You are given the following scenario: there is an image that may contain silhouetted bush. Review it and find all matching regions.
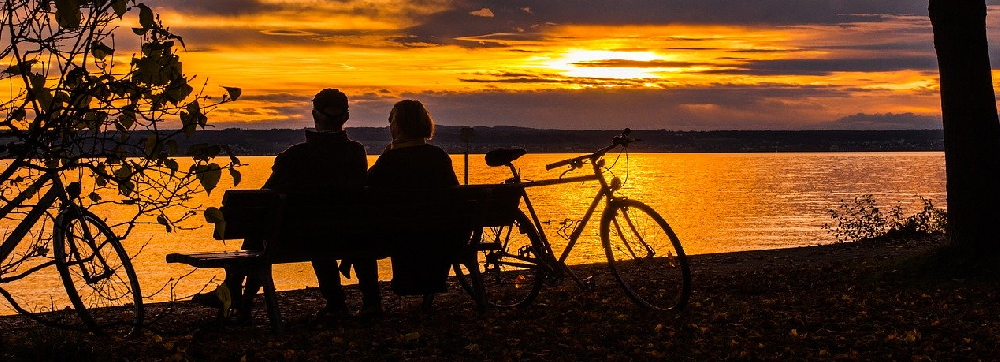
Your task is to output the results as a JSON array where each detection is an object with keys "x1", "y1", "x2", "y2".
[{"x1": 823, "y1": 195, "x2": 947, "y2": 243}]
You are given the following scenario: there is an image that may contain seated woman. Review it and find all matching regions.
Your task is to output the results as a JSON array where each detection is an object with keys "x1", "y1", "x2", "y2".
[{"x1": 367, "y1": 99, "x2": 463, "y2": 302}]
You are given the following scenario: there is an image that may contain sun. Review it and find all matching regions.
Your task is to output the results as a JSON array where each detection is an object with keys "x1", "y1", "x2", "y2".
[{"x1": 546, "y1": 49, "x2": 663, "y2": 79}]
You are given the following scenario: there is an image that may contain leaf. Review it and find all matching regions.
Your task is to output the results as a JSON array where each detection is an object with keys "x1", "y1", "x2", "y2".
[
  {"x1": 137, "y1": 3, "x2": 155, "y2": 29},
  {"x1": 229, "y1": 167, "x2": 242, "y2": 187},
  {"x1": 402, "y1": 332, "x2": 421, "y2": 342},
  {"x1": 156, "y1": 214, "x2": 173, "y2": 233},
  {"x1": 163, "y1": 159, "x2": 179, "y2": 173},
  {"x1": 2, "y1": 60, "x2": 37, "y2": 75},
  {"x1": 143, "y1": 135, "x2": 158, "y2": 156},
  {"x1": 88, "y1": 192, "x2": 102, "y2": 202},
  {"x1": 116, "y1": 111, "x2": 135, "y2": 129},
  {"x1": 114, "y1": 163, "x2": 133, "y2": 181},
  {"x1": 91, "y1": 42, "x2": 115, "y2": 60},
  {"x1": 186, "y1": 100, "x2": 202, "y2": 115},
  {"x1": 221, "y1": 145, "x2": 242, "y2": 165},
  {"x1": 193, "y1": 163, "x2": 223, "y2": 193},
  {"x1": 28, "y1": 73, "x2": 46, "y2": 91},
  {"x1": 9, "y1": 108, "x2": 26, "y2": 121},
  {"x1": 111, "y1": 0, "x2": 127, "y2": 17},
  {"x1": 182, "y1": 122, "x2": 196, "y2": 138},
  {"x1": 204, "y1": 207, "x2": 224, "y2": 223},
  {"x1": 223, "y1": 86, "x2": 242, "y2": 101},
  {"x1": 118, "y1": 179, "x2": 135, "y2": 196},
  {"x1": 35, "y1": 89, "x2": 54, "y2": 110},
  {"x1": 54, "y1": 0, "x2": 83, "y2": 29}
]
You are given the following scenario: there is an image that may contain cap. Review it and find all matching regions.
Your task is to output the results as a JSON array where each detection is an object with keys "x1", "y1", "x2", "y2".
[{"x1": 312, "y1": 89, "x2": 348, "y2": 117}]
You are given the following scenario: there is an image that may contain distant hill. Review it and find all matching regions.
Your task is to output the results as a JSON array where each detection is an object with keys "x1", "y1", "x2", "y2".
[
  {"x1": 177, "y1": 127, "x2": 944, "y2": 155},
  {"x1": 0, "y1": 127, "x2": 944, "y2": 159}
]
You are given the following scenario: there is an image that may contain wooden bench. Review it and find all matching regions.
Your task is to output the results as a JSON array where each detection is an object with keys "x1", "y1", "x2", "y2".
[{"x1": 166, "y1": 185, "x2": 521, "y2": 332}]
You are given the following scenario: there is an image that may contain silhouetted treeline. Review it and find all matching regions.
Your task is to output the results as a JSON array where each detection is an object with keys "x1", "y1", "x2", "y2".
[
  {"x1": 0, "y1": 127, "x2": 945, "y2": 158},
  {"x1": 173, "y1": 127, "x2": 943, "y2": 155}
]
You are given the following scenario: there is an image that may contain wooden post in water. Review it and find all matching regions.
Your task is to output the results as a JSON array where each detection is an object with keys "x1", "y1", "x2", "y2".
[{"x1": 460, "y1": 127, "x2": 475, "y2": 185}]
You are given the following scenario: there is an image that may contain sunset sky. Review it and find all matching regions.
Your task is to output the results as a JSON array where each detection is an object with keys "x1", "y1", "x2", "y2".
[{"x1": 144, "y1": 0, "x2": 1000, "y2": 130}]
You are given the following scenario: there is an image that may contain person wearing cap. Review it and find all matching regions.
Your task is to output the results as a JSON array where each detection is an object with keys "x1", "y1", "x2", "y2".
[{"x1": 195, "y1": 89, "x2": 380, "y2": 321}]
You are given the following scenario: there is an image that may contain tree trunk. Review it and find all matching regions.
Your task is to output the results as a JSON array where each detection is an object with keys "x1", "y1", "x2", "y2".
[{"x1": 929, "y1": 0, "x2": 1000, "y2": 254}]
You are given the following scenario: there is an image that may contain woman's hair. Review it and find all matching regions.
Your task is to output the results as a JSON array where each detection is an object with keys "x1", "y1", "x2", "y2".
[{"x1": 390, "y1": 99, "x2": 434, "y2": 140}]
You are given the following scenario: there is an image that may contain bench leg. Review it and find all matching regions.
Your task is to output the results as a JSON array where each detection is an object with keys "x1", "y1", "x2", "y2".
[
  {"x1": 240, "y1": 264, "x2": 282, "y2": 332},
  {"x1": 461, "y1": 254, "x2": 489, "y2": 311},
  {"x1": 260, "y1": 264, "x2": 283, "y2": 333}
]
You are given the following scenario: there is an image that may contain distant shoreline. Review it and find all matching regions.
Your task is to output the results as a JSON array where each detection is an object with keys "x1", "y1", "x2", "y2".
[
  {"x1": 177, "y1": 127, "x2": 945, "y2": 156},
  {"x1": 0, "y1": 128, "x2": 945, "y2": 158}
]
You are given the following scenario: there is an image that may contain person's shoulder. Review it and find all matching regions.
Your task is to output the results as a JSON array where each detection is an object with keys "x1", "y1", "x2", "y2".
[
  {"x1": 274, "y1": 141, "x2": 310, "y2": 158},
  {"x1": 347, "y1": 139, "x2": 366, "y2": 152},
  {"x1": 418, "y1": 143, "x2": 448, "y2": 154}
]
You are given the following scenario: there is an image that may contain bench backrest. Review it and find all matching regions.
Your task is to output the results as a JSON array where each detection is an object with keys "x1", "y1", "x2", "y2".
[{"x1": 213, "y1": 185, "x2": 522, "y2": 262}]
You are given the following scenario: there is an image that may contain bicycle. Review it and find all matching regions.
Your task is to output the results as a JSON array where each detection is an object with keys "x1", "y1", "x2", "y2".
[
  {"x1": 453, "y1": 129, "x2": 691, "y2": 311},
  {"x1": 0, "y1": 160, "x2": 143, "y2": 336}
]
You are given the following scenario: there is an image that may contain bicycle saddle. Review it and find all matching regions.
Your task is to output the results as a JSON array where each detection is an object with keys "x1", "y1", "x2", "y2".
[{"x1": 485, "y1": 148, "x2": 527, "y2": 167}]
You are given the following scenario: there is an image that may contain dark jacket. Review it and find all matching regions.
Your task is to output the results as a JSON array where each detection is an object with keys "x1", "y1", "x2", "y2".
[
  {"x1": 367, "y1": 144, "x2": 458, "y2": 188},
  {"x1": 263, "y1": 130, "x2": 367, "y2": 192},
  {"x1": 367, "y1": 143, "x2": 463, "y2": 295},
  {"x1": 255, "y1": 130, "x2": 368, "y2": 255}
]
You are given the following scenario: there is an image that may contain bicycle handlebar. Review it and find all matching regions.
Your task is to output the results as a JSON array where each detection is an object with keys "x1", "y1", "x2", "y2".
[{"x1": 544, "y1": 128, "x2": 641, "y2": 170}]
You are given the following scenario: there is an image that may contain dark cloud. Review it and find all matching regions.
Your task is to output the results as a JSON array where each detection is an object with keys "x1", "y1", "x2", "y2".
[
  {"x1": 571, "y1": 59, "x2": 701, "y2": 68},
  {"x1": 377, "y1": 87, "x2": 856, "y2": 130},
  {"x1": 167, "y1": 27, "x2": 400, "y2": 50},
  {"x1": 260, "y1": 29, "x2": 319, "y2": 37},
  {"x1": 458, "y1": 71, "x2": 671, "y2": 87},
  {"x1": 701, "y1": 57, "x2": 939, "y2": 76},
  {"x1": 459, "y1": 70, "x2": 580, "y2": 84},
  {"x1": 820, "y1": 112, "x2": 942, "y2": 130},
  {"x1": 821, "y1": 40, "x2": 932, "y2": 53},
  {"x1": 153, "y1": 0, "x2": 276, "y2": 16},
  {"x1": 210, "y1": 87, "x2": 936, "y2": 131},
  {"x1": 455, "y1": 32, "x2": 550, "y2": 42},
  {"x1": 401, "y1": 0, "x2": 929, "y2": 47}
]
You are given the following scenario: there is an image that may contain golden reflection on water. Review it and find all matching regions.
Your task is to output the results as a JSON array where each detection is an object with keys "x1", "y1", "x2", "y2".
[{"x1": 1, "y1": 152, "x2": 946, "y2": 314}]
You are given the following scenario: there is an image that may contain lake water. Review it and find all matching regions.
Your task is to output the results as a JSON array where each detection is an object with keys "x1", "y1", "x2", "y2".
[{"x1": 0, "y1": 152, "x2": 946, "y2": 315}]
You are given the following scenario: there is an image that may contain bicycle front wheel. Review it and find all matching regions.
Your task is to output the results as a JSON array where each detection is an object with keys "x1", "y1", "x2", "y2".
[
  {"x1": 53, "y1": 209, "x2": 143, "y2": 335},
  {"x1": 453, "y1": 210, "x2": 544, "y2": 308},
  {"x1": 600, "y1": 199, "x2": 690, "y2": 311}
]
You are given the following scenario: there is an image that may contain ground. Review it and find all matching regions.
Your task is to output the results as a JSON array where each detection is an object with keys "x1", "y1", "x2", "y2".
[{"x1": 2, "y1": 235, "x2": 999, "y2": 361}]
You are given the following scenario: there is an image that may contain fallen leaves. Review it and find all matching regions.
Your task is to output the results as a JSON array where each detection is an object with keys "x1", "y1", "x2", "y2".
[{"x1": 4, "y1": 236, "x2": 1000, "y2": 361}]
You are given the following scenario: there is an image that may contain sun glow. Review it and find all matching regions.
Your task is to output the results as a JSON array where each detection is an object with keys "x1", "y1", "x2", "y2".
[{"x1": 546, "y1": 50, "x2": 665, "y2": 80}]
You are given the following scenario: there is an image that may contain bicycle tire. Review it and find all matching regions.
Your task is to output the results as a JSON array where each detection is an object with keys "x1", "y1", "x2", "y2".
[
  {"x1": 453, "y1": 210, "x2": 545, "y2": 308},
  {"x1": 53, "y1": 209, "x2": 143, "y2": 335},
  {"x1": 600, "y1": 199, "x2": 690, "y2": 311}
]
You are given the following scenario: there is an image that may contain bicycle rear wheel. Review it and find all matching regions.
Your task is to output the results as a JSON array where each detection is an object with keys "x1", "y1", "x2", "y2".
[
  {"x1": 453, "y1": 210, "x2": 544, "y2": 308},
  {"x1": 600, "y1": 199, "x2": 690, "y2": 311},
  {"x1": 53, "y1": 209, "x2": 143, "y2": 335}
]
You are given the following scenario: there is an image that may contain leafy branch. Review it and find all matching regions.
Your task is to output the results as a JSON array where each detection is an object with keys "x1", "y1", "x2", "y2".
[{"x1": 1, "y1": 0, "x2": 241, "y2": 290}]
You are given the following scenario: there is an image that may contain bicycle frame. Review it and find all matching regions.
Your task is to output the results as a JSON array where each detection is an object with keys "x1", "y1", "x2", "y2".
[
  {"x1": 0, "y1": 168, "x2": 85, "y2": 282},
  {"x1": 509, "y1": 147, "x2": 628, "y2": 287}
]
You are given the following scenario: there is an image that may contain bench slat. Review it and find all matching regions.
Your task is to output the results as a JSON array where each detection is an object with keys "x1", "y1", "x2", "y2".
[{"x1": 166, "y1": 251, "x2": 263, "y2": 268}]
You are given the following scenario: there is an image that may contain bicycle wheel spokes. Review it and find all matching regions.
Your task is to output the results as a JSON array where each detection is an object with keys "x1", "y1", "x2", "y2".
[
  {"x1": 453, "y1": 210, "x2": 544, "y2": 308},
  {"x1": 54, "y1": 210, "x2": 143, "y2": 335},
  {"x1": 601, "y1": 200, "x2": 690, "y2": 311}
]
